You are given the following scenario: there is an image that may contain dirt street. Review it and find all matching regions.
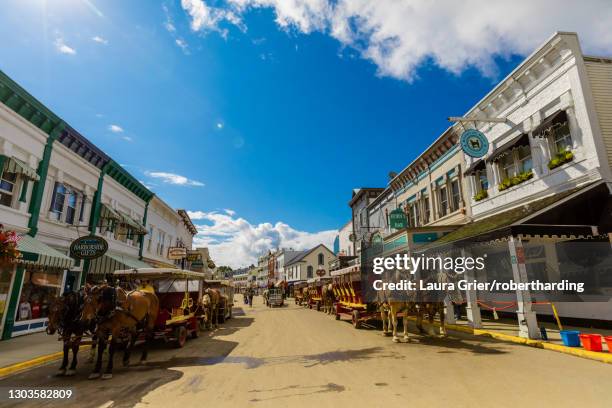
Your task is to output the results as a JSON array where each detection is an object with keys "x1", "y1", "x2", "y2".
[{"x1": 1, "y1": 297, "x2": 611, "y2": 408}]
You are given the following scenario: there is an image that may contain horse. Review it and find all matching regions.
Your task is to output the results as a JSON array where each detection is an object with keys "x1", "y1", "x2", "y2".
[
  {"x1": 81, "y1": 284, "x2": 159, "y2": 379},
  {"x1": 46, "y1": 290, "x2": 97, "y2": 376},
  {"x1": 201, "y1": 288, "x2": 221, "y2": 329},
  {"x1": 378, "y1": 301, "x2": 392, "y2": 336},
  {"x1": 321, "y1": 283, "x2": 335, "y2": 315}
]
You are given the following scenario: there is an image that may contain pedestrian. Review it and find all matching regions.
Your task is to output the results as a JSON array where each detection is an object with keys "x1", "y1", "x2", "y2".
[{"x1": 248, "y1": 288, "x2": 254, "y2": 308}]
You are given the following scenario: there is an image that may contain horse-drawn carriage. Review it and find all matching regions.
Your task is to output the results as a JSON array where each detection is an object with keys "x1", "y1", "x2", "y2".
[
  {"x1": 292, "y1": 281, "x2": 308, "y2": 305},
  {"x1": 113, "y1": 268, "x2": 207, "y2": 348},
  {"x1": 331, "y1": 264, "x2": 379, "y2": 328},
  {"x1": 306, "y1": 277, "x2": 331, "y2": 311},
  {"x1": 202, "y1": 280, "x2": 234, "y2": 323}
]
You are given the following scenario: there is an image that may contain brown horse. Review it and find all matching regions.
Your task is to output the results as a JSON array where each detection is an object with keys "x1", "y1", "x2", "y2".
[
  {"x1": 82, "y1": 284, "x2": 159, "y2": 379},
  {"x1": 201, "y1": 288, "x2": 221, "y2": 329},
  {"x1": 47, "y1": 290, "x2": 97, "y2": 376},
  {"x1": 321, "y1": 284, "x2": 335, "y2": 315}
]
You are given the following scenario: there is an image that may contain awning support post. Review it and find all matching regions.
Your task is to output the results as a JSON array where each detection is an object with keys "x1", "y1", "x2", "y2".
[
  {"x1": 461, "y1": 248, "x2": 482, "y2": 328},
  {"x1": 508, "y1": 236, "x2": 541, "y2": 339}
]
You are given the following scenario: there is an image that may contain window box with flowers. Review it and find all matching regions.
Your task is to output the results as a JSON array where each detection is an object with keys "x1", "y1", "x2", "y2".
[
  {"x1": 473, "y1": 190, "x2": 488, "y2": 201},
  {"x1": 547, "y1": 150, "x2": 574, "y2": 170},
  {"x1": 498, "y1": 170, "x2": 534, "y2": 191},
  {"x1": 0, "y1": 224, "x2": 21, "y2": 268}
]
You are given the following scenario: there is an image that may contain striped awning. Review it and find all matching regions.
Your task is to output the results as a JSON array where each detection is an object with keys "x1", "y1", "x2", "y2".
[
  {"x1": 119, "y1": 212, "x2": 147, "y2": 234},
  {"x1": 88, "y1": 252, "x2": 152, "y2": 275},
  {"x1": 17, "y1": 235, "x2": 74, "y2": 270},
  {"x1": 3, "y1": 157, "x2": 39, "y2": 181},
  {"x1": 100, "y1": 203, "x2": 121, "y2": 221}
]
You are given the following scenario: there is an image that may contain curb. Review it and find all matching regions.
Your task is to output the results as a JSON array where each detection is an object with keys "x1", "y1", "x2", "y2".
[
  {"x1": 0, "y1": 345, "x2": 92, "y2": 379},
  {"x1": 404, "y1": 316, "x2": 612, "y2": 364}
]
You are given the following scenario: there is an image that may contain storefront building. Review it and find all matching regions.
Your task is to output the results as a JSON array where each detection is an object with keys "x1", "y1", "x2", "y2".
[{"x1": 0, "y1": 69, "x2": 198, "y2": 339}]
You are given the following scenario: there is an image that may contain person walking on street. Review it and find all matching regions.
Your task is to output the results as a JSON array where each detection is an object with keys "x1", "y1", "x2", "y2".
[{"x1": 248, "y1": 288, "x2": 254, "y2": 308}]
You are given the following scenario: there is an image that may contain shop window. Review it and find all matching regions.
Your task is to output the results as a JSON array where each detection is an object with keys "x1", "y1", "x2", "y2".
[
  {"x1": 0, "y1": 171, "x2": 17, "y2": 207},
  {"x1": 475, "y1": 169, "x2": 488, "y2": 192},
  {"x1": 551, "y1": 121, "x2": 572, "y2": 153},
  {"x1": 17, "y1": 269, "x2": 63, "y2": 322},
  {"x1": 307, "y1": 265, "x2": 313, "y2": 279},
  {"x1": 146, "y1": 226, "x2": 153, "y2": 252},
  {"x1": 496, "y1": 145, "x2": 534, "y2": 191},
  {"x1": 498, "y1": 153, "x2": 517, "y2": 179},
  {"x1": 408, "y1": 201, "x2": 420, "y2": 227},
  {"x1": 517, "y1": 145, "x2": 532, "y2": 173}
]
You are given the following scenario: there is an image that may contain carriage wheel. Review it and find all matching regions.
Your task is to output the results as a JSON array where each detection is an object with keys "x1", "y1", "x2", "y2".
[
  {"x1": 174, "y1": 326, "x2": 188, "y2": 348},
  {"x1": 352, "y1": 310, "x2": 361, "y2": 329}
]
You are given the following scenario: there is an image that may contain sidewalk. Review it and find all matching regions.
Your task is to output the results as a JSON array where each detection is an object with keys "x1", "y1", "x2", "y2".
[{"x1": 0, "y1": 332, "x2": 91, "y2": 377}]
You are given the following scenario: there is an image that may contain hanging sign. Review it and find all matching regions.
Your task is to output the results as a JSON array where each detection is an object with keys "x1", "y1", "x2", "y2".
[
  {"x1": 186, "y1": 250, "x2": 202, "y2": 262},
  {"x1": 70, "y1": 235, "x2": 108, "y2": 260},
  {"x1": 388, "y1": 208, "x2": 408, "y2": 229},
  {"x1": 316, "y1": 269, "x2": 326, "y2": 277},
  {"x1": 168, "y1": 247, "x2": 187, "y2": 260},
  {"x1": 460, "y1": 129, "x2": 489, "y2": 158}
]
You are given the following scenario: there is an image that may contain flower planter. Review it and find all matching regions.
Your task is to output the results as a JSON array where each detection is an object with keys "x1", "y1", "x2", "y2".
[{"x1": 548, "y1": 151, "x2": 574, "y2": 170}]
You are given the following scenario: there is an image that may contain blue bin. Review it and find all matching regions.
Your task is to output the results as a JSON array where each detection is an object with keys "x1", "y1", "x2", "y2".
[{"x1": 560, "y1": 330, "x2": 581, "y2": 347}]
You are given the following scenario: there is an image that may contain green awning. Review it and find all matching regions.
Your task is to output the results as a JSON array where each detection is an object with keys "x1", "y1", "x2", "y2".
[
  {"x1": 100, "y1": 203, "x2": 121, "y2": 221},
  {"x1": 119, "y1": 211, "x2": 147, "y2": 234},
  {"x1": 3, "y1": 157, "x2": 39, "y2": 181},
  {"x1": 17, "y1": 235, "x2": 74, "y2": 269},
  {"x1": 88, "y1": 252, "x2": 151, "y2": 275}
]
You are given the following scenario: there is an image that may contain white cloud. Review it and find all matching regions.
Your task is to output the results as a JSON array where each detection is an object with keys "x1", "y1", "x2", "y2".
[
  {"x1": 92, "y1": 36, "x2": 108, "y2": 45},
  {"x1": 108, "y1": 124, "x2": 124, "y2": 133},
  {"x1": 145, "y1": 171, "x2": 205, "y2": 187},
  {"x1": 187, "y1": 209, "x2": 336, "y2": 268},
  {"x1": 54, "y1": 38, "x2": 76, "y2": 55},
  {"x1": 175, "y1": 38, "x2": 190, "y2": 53},
  {"x1": 180, "y1": 0, "x2": 612, "y2": 81},
  {"x1": 121, "y1": 135, "x2": 133, "y2": 142}
]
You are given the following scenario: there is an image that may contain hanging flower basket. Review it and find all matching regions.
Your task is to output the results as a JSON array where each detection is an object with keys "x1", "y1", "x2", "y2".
[{"x1": 0, "y1": 224, "x2": 21, "y2": 268}]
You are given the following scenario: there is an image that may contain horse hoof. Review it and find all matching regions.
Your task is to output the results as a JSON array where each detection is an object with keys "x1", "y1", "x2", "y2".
[
  {"x1": 65, "y1": 369, "x2": 76, "y2": 377},
  {"x1": 56, "y1": 369, "x2": 66, "y2": 376},
  {"x1": 102, "y1": 373, "x2": 113, "y2": 380},
  {"x1": 88, "y1": 373, "x2": 101, "y2": 380},
  {"x1": 392, "y1": 337, "x2": 400, "y2": 343},
  {"x1": 403, "y1": 335, "x2": 410, "y2": 341}
]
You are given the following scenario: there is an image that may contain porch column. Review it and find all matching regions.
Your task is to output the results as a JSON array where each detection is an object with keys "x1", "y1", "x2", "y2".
[
  {"x1": 508, "y1": 236, "x2": 541, "y2": 339},
  {"x1": 461, "y1": 248, "x2": 482, "y2": 328}
]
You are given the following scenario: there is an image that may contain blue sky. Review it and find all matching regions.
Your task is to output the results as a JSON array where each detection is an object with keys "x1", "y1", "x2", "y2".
[{"x1": 1, "y1": 1, "x2": 610, "y2": 267}]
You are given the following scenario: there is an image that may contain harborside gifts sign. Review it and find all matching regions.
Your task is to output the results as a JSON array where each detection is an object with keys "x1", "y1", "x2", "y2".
[{"x1": 70, "y1": 235, "x2": 108, "y2": 260}]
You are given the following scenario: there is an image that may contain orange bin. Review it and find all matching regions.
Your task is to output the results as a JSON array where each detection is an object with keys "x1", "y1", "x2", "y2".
[
  {"x1": 604, "y1": 336, "x2": 612, "y2": 353},
  {"x1": 579, "y1": 334, "x2": 602, "y2": 352}
]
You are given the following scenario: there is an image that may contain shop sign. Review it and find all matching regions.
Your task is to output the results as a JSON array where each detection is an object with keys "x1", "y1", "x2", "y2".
[
  {"x1": 191, "y1": 260, "x2": 204, "y2": 271},
  {"x1": 389, "y1": 208, "x2": 408, "y2": 229},
  {"x1": 69, "y1": 235, "x2": 108, "y2": 260},
  {"x1": 186, "y1": 250, "x2": 201, "y2": 262},
  {"x1": 168, "y1": 247, "x2": 187, "y2": 260},
  {"x1": 316, "y1": 269, "x2": 326, "y2": 277},
  {"x1": 460, "y1": 129, "x2": 489, "y2": 158}
]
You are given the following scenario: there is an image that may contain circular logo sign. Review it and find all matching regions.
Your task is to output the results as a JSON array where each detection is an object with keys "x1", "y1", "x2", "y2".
[
  {"x1": 460, "y1": 129, "x2": 489, "y2": 158},
  {"x1": 70, "y1": 235, "x2": 108, "y2": 260}
]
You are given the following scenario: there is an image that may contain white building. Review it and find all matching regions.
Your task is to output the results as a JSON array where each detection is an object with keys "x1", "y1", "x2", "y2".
[{"x1": 285, "y1": 244, "x2": 337, "y2": 282}]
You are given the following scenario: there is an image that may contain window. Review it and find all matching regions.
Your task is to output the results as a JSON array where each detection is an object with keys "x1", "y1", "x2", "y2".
[
  {"x1": 147, "y1": 226, "x2": 153, "y2": 251},
  {"x1": 475, "y1": 169, "x2": 488, "y2": 192},
  {"x1": 498, "y1": 153, "x2": 517, "y2": 179},
  {"x1": 517, "y1": 145, "x2": 532, "y2": 173},
  {"x1": 49, "y1": 183, "x2": 84, "y2": 224},
  {"x1": 551, "y1": 122, "x2": 572, "y2": 153},
  {"x1": 307, "y1": 265, "x2": 314, "y2": 279},
  {"x1": 450, "y1": 179, "x2": 461, "y2": 210},
  {"x1": 407, "y1": 202, "x2": 419, "y2": 227},
  {"x1": 50, "y1": 183, "x2": 67, "y2": 217},
  {"x1": 422, "y1": 194, "x2": 430, "y2": 224},
  {"x1": 318, "y1": 253, "x2": 324, "y2": 266},
  {"x1": 439, "y1": 186, "x2": 448, "y2": 216},
  {"x1": 0, "y1": 171, "x2": 17, "y2": 207}
]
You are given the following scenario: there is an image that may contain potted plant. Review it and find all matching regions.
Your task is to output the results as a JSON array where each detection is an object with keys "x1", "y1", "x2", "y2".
[{"x1": 548, "y1": 149, "x2": 574, "y2": 170}]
